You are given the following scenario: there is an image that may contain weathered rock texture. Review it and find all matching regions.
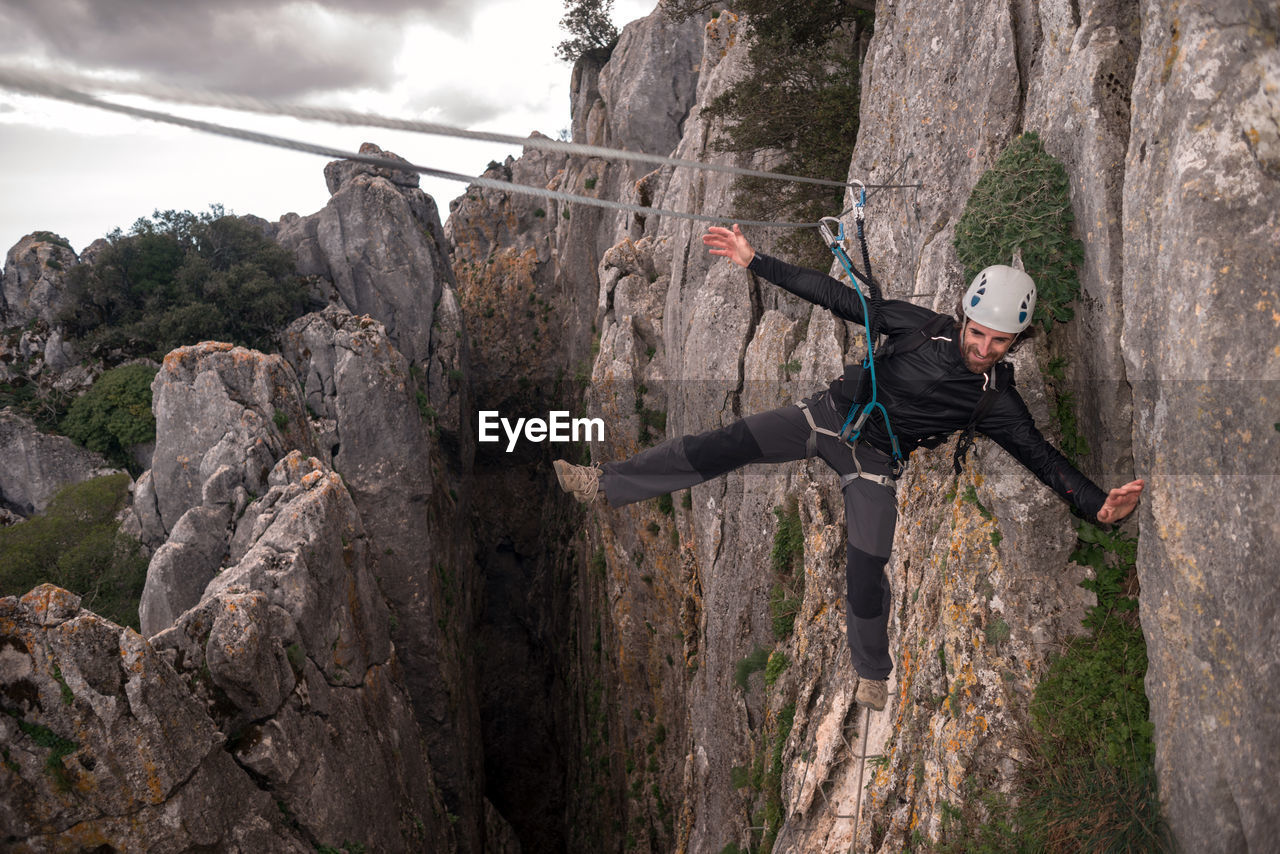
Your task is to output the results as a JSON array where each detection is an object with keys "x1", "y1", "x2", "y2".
[
  {"x1": 1, "y1": 233, "x2": 77, "y2": 329},
  {"x1": 280, "y1": 306, "x2": 485, "y2": 847},
  {"x1": 137, "y1": 343, "x2": 317, "y2": 634},
  {"x1": 0, "y1": 409, "x2": 118, "y2": 518},
  {"x1": 1, "y1": 233, "x2": 85, "y2": 391},
  {"x1": 1122, "y1": 2, "x2": 1280, "y2": 851},
  {"x1": 451, "y1": 2, "x2": 1277, "y2": 853},
  {"x1": 152, "y1": 451, "x2": 454, "y2": 853},
  {"x1": 1, "y1": 584, "x2": 311, "y2": 852},
  {"x1": 1, "y1": 447, "x2": 458, "y2": 852},
  {"x1": 275, "y1": 142, "x2": 458, "y2": 372}
]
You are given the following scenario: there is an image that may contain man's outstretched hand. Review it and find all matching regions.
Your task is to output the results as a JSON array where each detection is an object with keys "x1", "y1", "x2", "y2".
[
  {"x1": 1096, "y1": 479, "x2": 1145, "y2": 524},
  {"x1": 703, "y1": 224, "x2": 755, "y2": 268}
]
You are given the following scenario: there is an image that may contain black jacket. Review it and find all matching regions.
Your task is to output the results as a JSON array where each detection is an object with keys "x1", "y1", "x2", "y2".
[{"x1": 748, "y1": 252, "x2": 1107, "y2": 518}]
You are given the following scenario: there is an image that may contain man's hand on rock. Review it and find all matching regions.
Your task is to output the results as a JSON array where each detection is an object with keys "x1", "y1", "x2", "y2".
[{"x1": 1096, "y1": 479, "x2": 1145, "y2": 524}]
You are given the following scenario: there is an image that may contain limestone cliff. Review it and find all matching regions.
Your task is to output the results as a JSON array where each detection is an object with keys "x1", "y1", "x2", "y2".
[
  {"x1": 2, "y1": 0, "x2": 1276, "y2": 851},
  {"x1": 449, "y1": 2, "x2": 1278, "y2": 852},
  {"x1": 2, "y1": 139, "x2": 493, "y2": 850}
]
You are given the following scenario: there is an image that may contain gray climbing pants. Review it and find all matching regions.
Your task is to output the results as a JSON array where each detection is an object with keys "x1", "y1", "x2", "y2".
[{"x1": 600, "y1": 390, "x2": 898, "y2": 680}]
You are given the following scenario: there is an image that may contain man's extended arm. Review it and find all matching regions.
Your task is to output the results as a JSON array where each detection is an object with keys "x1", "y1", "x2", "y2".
[
  {"x1": 703, "y1": 225, "x2": 930, "y2": 331},
  {"x1": 984, "y1": 391, "x2": 1143, "y2": 524}
]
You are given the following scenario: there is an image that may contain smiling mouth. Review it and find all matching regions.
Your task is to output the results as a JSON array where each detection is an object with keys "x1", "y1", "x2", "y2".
[{"x1": 965, "y1": 350, "x2": 995, "y2": 371}]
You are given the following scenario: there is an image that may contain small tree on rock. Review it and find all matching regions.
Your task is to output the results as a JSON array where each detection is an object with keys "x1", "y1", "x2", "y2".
[{"x1": 555, "y1": 0, "x2": 619, "y2": 63}]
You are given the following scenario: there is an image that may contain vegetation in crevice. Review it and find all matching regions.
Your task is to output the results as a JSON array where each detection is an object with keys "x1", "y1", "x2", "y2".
[
  {"x1": 0, "y1": 709, "x2": 79, "y2": 791},
  {"x1": 935, "y1": 523, "x2": 1167, "y2": 852},
  {"x1": 0, "y1": 474, "x2": 148, "y2": 629},
  {"x1": 767, "y1": 499, "x2": 804, "y2": 640},
  {"x1": 668, "y1": 1, "x2": 874, "y2": 269},
  {"x1": 1044, "y1": 355, "x2": 1092, "y2": 465},
  {"x1": 954, "y1": 132, "x2": 1084, "y2": 331}
]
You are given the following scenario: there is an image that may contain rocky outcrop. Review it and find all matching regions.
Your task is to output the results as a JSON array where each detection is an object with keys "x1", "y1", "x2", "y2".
[
  {"x1": 136, "y1": 342, "x2": 316, "y2": 635},
  {"x1": 280, "y1": 306, "x2": 486, "y2": 849},
  {"x1": 8, "y1": 312, "x2": 477, "y2": 850},
  {"x1": 1, "y1": 233, "x2": 77, "y2": 329},
  {"x1": 1, "y1": 233, "x2": 82, "y2": 382},
  {"x1": 0, "y1": 409, "x2": 118, "y2": 519},
  {"x1": 275, "y1": 142, "x2": 458, "y2": 372},
  {"x1": 1, "y1": 584, "x2": 311, "y2": 852},
  {"x1": 153, "y1": 452, "x2": 453, "y2": 853},
  {"x1": 2, "y1": 447, "x2": 457, "y2": 851}
]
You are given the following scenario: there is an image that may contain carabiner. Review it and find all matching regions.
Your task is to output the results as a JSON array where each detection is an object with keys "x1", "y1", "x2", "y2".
[{"x1": 818, "y1": 216, "x2": 845, "y2": 248}]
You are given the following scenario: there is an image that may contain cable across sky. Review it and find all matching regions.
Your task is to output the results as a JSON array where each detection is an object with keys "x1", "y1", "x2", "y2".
[{"x1": 0, "y1": 65, "x2": 921, "y2": 231}]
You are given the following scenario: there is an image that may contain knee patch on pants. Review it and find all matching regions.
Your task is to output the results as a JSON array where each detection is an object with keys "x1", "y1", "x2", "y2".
[
  {"x1": 683, "y1": 420, "x2": 762, "y2": 480},
  {"x1": 847, "y1": 546, "x2": 889, "y2": 618}
]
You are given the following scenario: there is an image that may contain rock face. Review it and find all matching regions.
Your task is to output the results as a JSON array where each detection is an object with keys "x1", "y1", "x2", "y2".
[
  {"x1": 0, "y1": 584, "x2": 311, "y2": 852},
  {"x1": 280, "y1": 306, "x2": 485, "y2": 846},
  {"x1": 275, "y1": 142, "x2": 458, "y2": 371},
  {"x1": 153, "y1": 452, "x2": 453, "y2": 853},
  {"x1": 0, "y1": 410, "x2": 118, "y2": 518},
  {"x1": 1122, "y1": 2, "x2": 1280, "y2": 851},
  {"x1": 449, "y1": 2, "x2": 1277, "y2": 853},
  {"x1": 1, "y1": 233, "x2": 77, "y2": 328},
  {"x1": 19, "y1": 318, "x2": 478, "y2": 851},
  {"x1": 1, "y1": 233, "x2": 84, "y2": 387},
  {"x1": 1, "y1": 446, "x2": 457, "y2": 852},
  {"x1": 137, "y1": 342, "x2": 317, "y2": 635}
]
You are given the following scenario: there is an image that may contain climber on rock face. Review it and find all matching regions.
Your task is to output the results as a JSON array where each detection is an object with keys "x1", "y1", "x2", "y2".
[{"x1": 554, "y1": 224, "x2": 1144, "y2": 712}]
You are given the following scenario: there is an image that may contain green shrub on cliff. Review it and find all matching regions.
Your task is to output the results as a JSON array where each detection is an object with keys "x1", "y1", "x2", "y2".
[
  {"x1": 555, "y1": 0, "x2": 619, "y2": 63},
  {"x1": 61, "y1": 363, "x2": 158, "y2": 470},
  {"x1": 668, "y1": 0, "x2": 873, "y2": 268},
  {"x1": 59, "y1": 207, "x2": 313, "y2": 359},
  {"x1": 0, "y1": 474, "x2": 148, "y2": 630},
  {"x1": 954, "y1": 132, "x2": 1084, "y2": 330}
]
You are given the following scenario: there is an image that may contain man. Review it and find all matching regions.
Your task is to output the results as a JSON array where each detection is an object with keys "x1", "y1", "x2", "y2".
[{"x1": 555, "y1": 224, "x2": 1144, "y2": 711}]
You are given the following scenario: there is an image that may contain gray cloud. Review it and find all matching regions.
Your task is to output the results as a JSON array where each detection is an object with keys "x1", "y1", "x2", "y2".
[
  {"x1": 408, "y1": 85, "x2": 511, "y2": 127},
  {"x1": 0, "y1": 0, "x2": 492, "y2": 98}
]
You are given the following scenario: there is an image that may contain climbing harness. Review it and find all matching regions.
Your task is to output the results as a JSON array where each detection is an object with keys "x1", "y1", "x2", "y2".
[
  {"x1": 794, "y1": 400, "x2": 896, "y2": 490},
  {"x1": 818, "y1": 187, "x2": 906, "y2": 476}
]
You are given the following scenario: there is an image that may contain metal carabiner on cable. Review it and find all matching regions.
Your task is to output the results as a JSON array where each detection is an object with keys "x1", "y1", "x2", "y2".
[
  {"x1": 818, "y1": 216, "x2": 845, "y2": 249},
  {"x1": 851, "y1": 179, "x2": 867, "y2": 223}
]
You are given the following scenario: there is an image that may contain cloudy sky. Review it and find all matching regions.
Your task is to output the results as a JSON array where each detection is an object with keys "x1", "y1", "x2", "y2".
[{"x1": 0, "y1": 0, "x2": 656, "y2": 255}]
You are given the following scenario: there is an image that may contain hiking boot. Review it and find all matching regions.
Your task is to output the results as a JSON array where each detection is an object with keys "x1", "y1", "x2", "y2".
[
  {"x1": 554, "y1": 459, "x2": 603, "y2": 503},
  {"x1": 855, "y1": 675, "x2": 888, "y2": 711}
]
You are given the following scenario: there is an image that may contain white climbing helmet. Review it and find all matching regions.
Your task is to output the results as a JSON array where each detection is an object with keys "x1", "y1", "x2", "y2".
[{"x1": 963, "y1": 265, "x2": 1037, "y2": 334}]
